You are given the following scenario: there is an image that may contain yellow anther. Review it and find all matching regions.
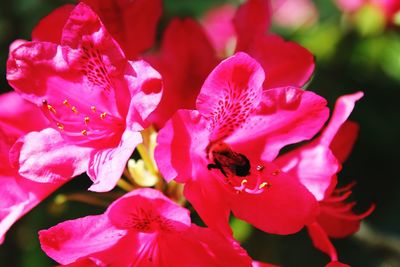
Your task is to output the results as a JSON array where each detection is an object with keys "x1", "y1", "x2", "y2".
[
  {"x1": 259, "y1": 182, "x2": 269, "y2": 189},
  {"x1": 91, "y1": 106, "x2": 96, "y2": 112},
  {"x1": 47, "y1": 104, "x2": 56, "y2": 114},
  {"x1": 84, "y1": 116, "x2": 90, "y2": 125},
  {"x1": 63, "y1": 99, "x2": 70, "y2": 107},
  {"x1": 56, "y1": 122, "x2": 64, "y2": 131},
  {"x1": 100, "y1": 112, "x2": 107, "y2": 120},
  {"x1": 81, "y1": 129, "x2": 88, "y2": 136},
  {"x1": 71, "y1": 106, "x2": 78, "y2": 114},
  {"x1": 241, "y1": 179, "x2": 248, "y2": 186}
]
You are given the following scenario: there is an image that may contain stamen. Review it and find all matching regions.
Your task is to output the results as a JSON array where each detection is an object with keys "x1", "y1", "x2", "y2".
[
  {"x1": 234, "y1": 179, "x2": 248, "y2": 193},
  {"x1": 91, "y1": 106, "x2": 97, "y2": 112},
  {"x1": 63, "y1": 99, "x2": 71, "y2": 107},
  {"x1": 71, "y1": 106, "x2": 78, "y2": 114},
  {"x1": 324, "y1": 191, "x2": 352, "y2": 203},
  {"x1": 231, "y1": 174, "x2": 271, "y2": 195},
  {"x1": 81, "y1": 129, "x2": 88, "y2": 136},
  {"x1": 259, "y1": 182, "x2": 269, "y2": 189},
  {"x1": 100, "y1": 112, "x2": 107, "y2": 120},
  {"x1": 56, "y1": 122, "x2": 64, "y2": 131},
  {"x1": 256, "y1": 165, "x2": 265, "y2": 172},
  {"x1": 84, "y1": 116, "x2": 90, "y2": 125},
  {"x1": 47, "y1": 104, "x2": 56, "y2": 114}
]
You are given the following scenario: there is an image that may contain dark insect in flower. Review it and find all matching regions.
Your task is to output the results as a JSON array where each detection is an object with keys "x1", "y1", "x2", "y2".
[{"x1": 207, "y1": 142, "x2": 251, "y2": 177}]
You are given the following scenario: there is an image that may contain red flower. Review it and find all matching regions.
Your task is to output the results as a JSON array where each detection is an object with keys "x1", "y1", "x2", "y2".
[
  {"x1": 40, "y1": 189, "x2": 253, "y2": 266},
  {"x1": 7, "y1": 3, "x2": 163, "y2": 192},
  {"x1": 156, "y1": 52, "x2": 329, "y2": 235}
]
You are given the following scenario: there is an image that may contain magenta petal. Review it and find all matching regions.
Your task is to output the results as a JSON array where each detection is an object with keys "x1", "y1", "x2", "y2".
[
  {"x1": 155, "y1": 109, "x2": 209, "y2": 183},
  {"x1": 229, "y1": 87, "x2": 329, "y2": 162},
  {"x1": 275, "y1": 92, "x2": 363, "y2": 200},
  {"x1": 11, "y1": 128, "x2": 91, "y2": 183},
  {"x1": 230, "y1": 167, "x2": 318, "y2": 234},
  {"x1": 31, "y1": 5, "x2": 74, "y2": 43},
  {"x1": 160, "y1": 225, "x2": 252, "y2": 267},
  {"x1": 8, "y1": 3, "x2": 130, "y2": 114},
  {"x1": 39, "y1": 214, "x2": 126, "y2": 265},
  {"x1": 88, "y1": 130, "x2": 142, "y2": 192},
  {"x1": 247, "y1": 34, "x2": 315, "y2": 89},
  {"x1": 7, "y1": 41, "x2": 60, "y2": 103},
  {"x1": 88, "y1": 233, "x2": 157, "y2": 266},
  {"x1": 184, "y1": 177, "x2": 232, "y2": 236},
  {"x1": 276, "y1": 144, "x2": 339, "y2": 201},
  {"x1": 196, "y1": 52, "x2": 265, "y2": 141},
  {"x1": 8, "y1": 40, "x2": 28, "y2": 57},
  {"x1": 319, "y1": 92, "x2": 363, "y2": 147},
  {"x1": 7, "y1": 40, "x2": 125, "y2": 121},
  {"x1": 0, "y1": 174, "x2": 63, "y2": 244},
  {"x1": 126, "y1": 60, "x2": 163, "y2": 127},
  {"x1": 0, "y1": 92, "x2": 48, "y2": 137}
]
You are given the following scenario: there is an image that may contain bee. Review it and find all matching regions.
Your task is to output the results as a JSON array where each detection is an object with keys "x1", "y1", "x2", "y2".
[{"x1": 207, "y1": 142, "x2": 251, "y2": 177}]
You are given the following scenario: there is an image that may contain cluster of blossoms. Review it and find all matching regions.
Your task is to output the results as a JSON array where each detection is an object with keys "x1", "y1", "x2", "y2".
[{"x1": 1, "y1": 0, "x2": 374, "y2": 266}]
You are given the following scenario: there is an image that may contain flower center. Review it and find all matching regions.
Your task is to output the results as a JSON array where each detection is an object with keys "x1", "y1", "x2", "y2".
[
  {"x1": 127, "y1": 208, "x2": 174, "y2": 233},
  {"x1": 206, "y1": 142, "x2": 273, "y2": 194},
  {"x1": 41, "y1": 98, "x2": 124, "y2": 146}
]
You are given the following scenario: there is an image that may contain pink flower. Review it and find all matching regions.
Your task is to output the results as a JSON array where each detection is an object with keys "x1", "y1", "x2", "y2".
[
  {"x1": 39, "y1": 188, "x2": 253, "y2": 266},
  {"x1": 0, "y1": 92, "x2": 65, "y2": 244},
  {"x1": 155, "y1": 52, "x2": 329, "y2": 235},
  {"x1": 7, "y1": 3, "x2": 163, "y2": 192},
  {"x1": 31, "y1": 0, "x2": 162, "y2": 59},
  {"x1": 276, "y1": 92, "x2": 374, "y2": 265}
]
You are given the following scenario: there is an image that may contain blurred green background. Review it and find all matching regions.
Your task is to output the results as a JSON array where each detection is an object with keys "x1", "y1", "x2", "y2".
[{"x1": 0, "y1": 0, "x2": 400, "y2": 266}]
